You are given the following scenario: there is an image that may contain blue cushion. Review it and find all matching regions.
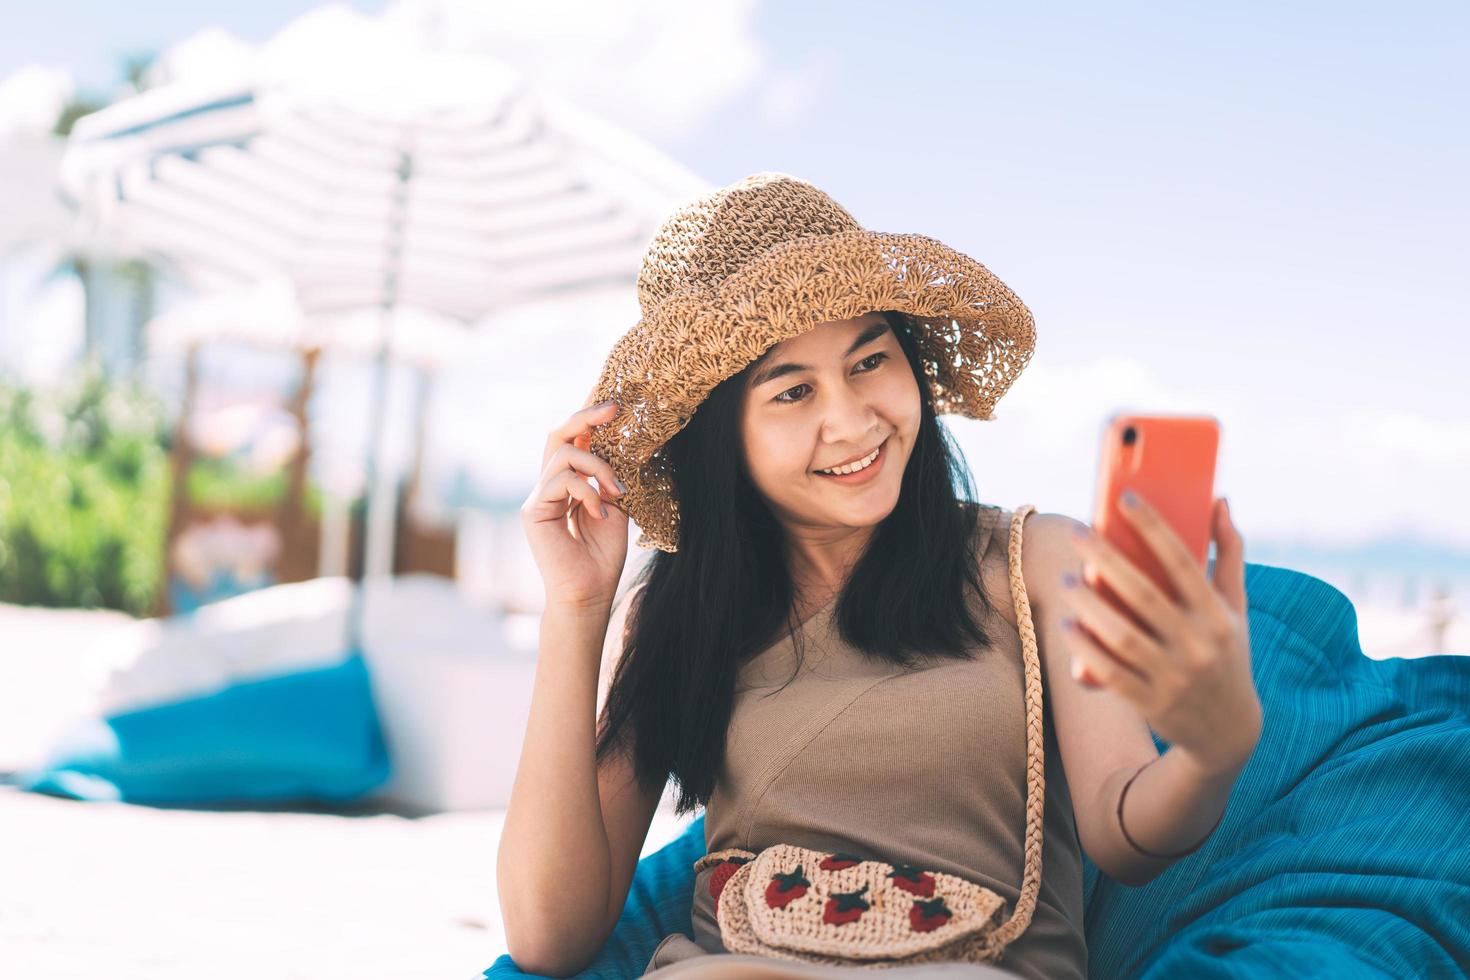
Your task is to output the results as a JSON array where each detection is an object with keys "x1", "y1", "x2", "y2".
[
  {"x1": 16, "y1": 650, "x2": 391, "y2": 805},
  {"x1": 486, "y1": 563, "x2": 1470, "y2": 979}
]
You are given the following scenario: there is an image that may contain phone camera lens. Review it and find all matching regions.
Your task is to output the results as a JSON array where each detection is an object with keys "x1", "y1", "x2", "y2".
[{"x1": 1122, "y1": 426, "x2": 1137, "y2": 446}]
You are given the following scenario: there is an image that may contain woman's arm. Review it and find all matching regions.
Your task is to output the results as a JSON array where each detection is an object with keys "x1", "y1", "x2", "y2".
[
  {"x1": 1058, "y1": 493, "x2": 1261, "y2": 886},
  {"x1": 497, "y1": 595, "x2": 662, "y2": 977},
  {"x1": 1090, "y1": 745, "x2": 1252, "y2": 888}
]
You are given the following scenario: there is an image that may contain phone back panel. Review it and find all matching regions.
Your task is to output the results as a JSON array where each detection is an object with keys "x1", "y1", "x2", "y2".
[{"x1": 1090, "y1": 414, "x2": 1220, "y2": 613}]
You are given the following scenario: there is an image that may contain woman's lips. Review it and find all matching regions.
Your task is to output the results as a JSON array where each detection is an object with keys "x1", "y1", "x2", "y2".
[{"x1": 814, "y1": 437, "x2": 888, "y2": 484}]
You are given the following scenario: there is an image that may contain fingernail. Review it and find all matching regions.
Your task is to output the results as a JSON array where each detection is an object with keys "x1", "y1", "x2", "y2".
[
  {"x1": 600, "y1": 504, "x2": 609, "y2": 518},
  {"x1": 614, "y1": 478, "x2": 628, "y2": 494},
  {"x1": 1061, "y1": 571, "x2": 1078, "y2": 588},
  {"x1": 1061, "y1": 615, "x2": 1078, "y2": 631},
  {"x1": 1071, "y1": 525, "x2": 1089, "y2": 541},
  {"x1": 1120, "y1": 490, "x2": 1139, "y2": 509}
]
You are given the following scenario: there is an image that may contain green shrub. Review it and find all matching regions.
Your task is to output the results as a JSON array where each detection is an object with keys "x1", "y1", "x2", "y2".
[{"x1": 0, "y1": 365, "x2": 171, "y2": 614}]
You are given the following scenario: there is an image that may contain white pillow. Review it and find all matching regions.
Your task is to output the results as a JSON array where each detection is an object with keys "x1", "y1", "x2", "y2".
[{"x1": 88, "y1": 574, "x2": 509, "y2": 714}]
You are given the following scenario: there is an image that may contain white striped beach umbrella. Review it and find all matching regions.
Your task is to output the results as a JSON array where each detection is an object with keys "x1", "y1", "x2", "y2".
[{"x1": 58, "y1": 54, "x2": 708, "y2": 650}]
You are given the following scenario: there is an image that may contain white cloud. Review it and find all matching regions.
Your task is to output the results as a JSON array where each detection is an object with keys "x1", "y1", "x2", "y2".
[
  {"x1": 380, "y1": 0, "x2": 768, "y2": 139},
  {"x1": 138, "y1": 1, "x2": 767, "y2": 141},
  {"x1": 943, "y1": 352, "x2": 1470, "y2": 549}
]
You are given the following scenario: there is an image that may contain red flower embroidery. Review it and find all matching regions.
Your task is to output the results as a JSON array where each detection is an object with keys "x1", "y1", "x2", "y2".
[
  {"x1": 887, "y1": 864, "x2": 937, "y2": 897},
  {"x1": 818, "y1": 851, "x2": 865, "y2": 871},
  {"x1": 765, "y1": 866, "x2": 810, "y2": 909},
  {"x1": 823, "y1": 885, "x2": 871, "y2": 925},
  {"x1": 909, "y1": 896, "x2": 953, "y2": 932}
]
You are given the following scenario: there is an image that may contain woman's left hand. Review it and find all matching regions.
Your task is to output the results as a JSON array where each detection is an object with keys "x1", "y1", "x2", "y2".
[{"x1": 1061, "y1": 494, "x2": 1263, "y2": 777}]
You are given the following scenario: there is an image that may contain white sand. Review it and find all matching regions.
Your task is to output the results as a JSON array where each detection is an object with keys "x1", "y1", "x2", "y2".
[{"x1": 0, "y1": 784, "x2": 698, "y2": 980}]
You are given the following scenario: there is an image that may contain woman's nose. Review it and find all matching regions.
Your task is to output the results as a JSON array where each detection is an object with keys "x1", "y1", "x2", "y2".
[{"x1": 820, "y1": 389, "x2": 879, "y2": 440}]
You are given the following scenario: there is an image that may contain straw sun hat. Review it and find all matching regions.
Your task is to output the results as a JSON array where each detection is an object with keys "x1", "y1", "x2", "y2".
[{"x1": 586, "y1": 171, "x2": 1037, "y2": 554}]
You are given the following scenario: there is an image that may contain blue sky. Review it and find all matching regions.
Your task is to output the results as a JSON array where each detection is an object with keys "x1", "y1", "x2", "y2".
[{"x1": 4, "y1": 0, "x2": 1468, "y2": 553}]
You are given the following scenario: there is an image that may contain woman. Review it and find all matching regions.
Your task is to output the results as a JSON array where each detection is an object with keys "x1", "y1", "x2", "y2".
[{"x1": 499, "y1": 173, "x2": 1262, "y2": 980}]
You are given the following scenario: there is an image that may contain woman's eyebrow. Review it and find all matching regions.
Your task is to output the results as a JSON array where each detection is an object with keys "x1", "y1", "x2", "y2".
[{"x1": 750, "y1": 321, "x2": 889, "y2": 388}]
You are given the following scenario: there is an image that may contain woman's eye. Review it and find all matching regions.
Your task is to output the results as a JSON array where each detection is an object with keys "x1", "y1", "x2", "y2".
[{"x1": 773, "y1": 352, "x2": 888, "y2": 404}]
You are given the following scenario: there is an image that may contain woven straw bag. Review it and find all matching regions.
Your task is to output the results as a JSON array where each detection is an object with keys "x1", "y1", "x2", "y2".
[{"x1": 692, "y1": 504, "x2": 1046, "y2": 969}]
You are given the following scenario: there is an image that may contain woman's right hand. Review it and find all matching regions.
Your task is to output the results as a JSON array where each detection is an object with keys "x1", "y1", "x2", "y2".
[{"x1": 520, "y1": 399, "x2": 630, "y2": 612}]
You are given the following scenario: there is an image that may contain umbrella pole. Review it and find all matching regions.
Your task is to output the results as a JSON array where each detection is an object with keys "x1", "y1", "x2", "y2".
[
  {"x1": 344, "y1": 304, "x2": 398, "y2": 654},
  {"x1": 345, "y1": 145, "x2": 414, "y2": 657}
]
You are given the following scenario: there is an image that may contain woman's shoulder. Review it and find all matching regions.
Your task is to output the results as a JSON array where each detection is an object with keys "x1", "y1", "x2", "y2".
[
  {"x1": 969, "y1": 501, "x2": 1045, "y2": 547},
  {"x1": 965, "y1": 499, "x2": 1009, "y2": 519},
  {"x1": 965, "y1": 501, "x2": 1031, "y2": 631}
]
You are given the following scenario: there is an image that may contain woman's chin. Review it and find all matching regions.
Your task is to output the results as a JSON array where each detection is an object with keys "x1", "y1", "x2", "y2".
[{"x1": 813, "y1": 487, "x2": 899, "y2": 523}]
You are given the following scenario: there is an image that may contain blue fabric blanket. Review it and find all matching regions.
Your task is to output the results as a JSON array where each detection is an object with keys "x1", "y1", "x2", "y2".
[
  {"x1": 485, "y1": 563, "x2": 1470, "y2": 979},
  {"x1": 1082, "y1": 563, "x2": 1470, "y2": 979}
]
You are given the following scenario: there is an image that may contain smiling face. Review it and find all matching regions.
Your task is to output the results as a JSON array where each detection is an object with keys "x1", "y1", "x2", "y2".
[{"x1": 739, "y1": 311, "x2": 922, "y2": 545}]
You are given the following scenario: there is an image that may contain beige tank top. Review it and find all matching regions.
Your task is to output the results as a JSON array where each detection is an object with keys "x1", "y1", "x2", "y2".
[{"x1": 672, "y1": 503, "x2": 1087, "y2": 980}]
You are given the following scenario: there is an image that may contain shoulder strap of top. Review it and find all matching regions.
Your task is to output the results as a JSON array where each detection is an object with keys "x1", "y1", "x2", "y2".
[
  {"x1": 975, "y1": 502, "x2": 1002, "y2": 557},
  {"x1": 988, "y1": 503, "x2": 1044, "y2": 953}
]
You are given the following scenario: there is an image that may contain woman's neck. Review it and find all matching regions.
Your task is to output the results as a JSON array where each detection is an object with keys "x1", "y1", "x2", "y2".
[{"x1": 784, "y1": 521, "x2": 876, "y2": 610}]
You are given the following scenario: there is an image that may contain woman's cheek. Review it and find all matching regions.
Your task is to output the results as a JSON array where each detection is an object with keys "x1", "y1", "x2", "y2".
[{"x1": 884, "y1": 374, "x2": 922, "y2": 436}]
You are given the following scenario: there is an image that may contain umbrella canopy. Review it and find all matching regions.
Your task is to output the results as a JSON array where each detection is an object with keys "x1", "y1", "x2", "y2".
[{"x1": 58, "y1": 66, "x2": 705, "y2": 318}]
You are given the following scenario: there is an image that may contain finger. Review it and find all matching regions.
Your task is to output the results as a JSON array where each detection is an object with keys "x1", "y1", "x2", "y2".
[
  {"x1": 1061, "y1": 614, "x2": 1154, "y2": 706},
  {"x1": 555, "y1": 469, "x2": 609, "y2": 520},
  {"x1": 540, "y1": 462, "x2": 609, "y2": 509},
  {"x1": 1072, "y1": 527, "x2": 1189, "y2": 646},
  {"x1": 548, "y1": 442, "x2": 626, "y2": 499},
  {"x1": 525, "y1": 467, "x2": 606, "y2": 531},
  {"x1": 543, "y1": 400, "x2": 620, "y2": 469},
  {"x1": 1211, "y1": 498, "x2": 1248, "y2": 616},
  {"x1": 1060, "y1": 571, "x2": 1165, "y2": 680},
  {"x1": 1115, "y1": 491, "x2": 1216, "y2": 613}
]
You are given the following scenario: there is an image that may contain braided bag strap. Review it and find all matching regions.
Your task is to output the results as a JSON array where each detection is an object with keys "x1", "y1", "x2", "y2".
[{"x1": 984, "y1": 503, "x2": 1044, "y2": 952}]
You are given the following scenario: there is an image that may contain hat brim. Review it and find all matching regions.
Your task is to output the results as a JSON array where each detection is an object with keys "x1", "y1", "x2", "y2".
[{"x1": 588, "y1": 228, "x2": 1036, "y2": 553}]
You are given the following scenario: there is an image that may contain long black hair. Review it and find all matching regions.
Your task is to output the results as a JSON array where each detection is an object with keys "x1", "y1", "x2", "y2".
[{"x1": 594, "y1": 310, "x2": 1001, "y2": 814}]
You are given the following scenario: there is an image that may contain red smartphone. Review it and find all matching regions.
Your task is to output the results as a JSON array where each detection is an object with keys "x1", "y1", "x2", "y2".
[{"x1": 1077, "y1": 414, "x2": 1221, "y2": 682}]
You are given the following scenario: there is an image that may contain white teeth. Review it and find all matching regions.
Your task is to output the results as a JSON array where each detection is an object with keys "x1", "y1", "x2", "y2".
[{"x1": 818, "y1": 444, "x2": 881, "y2": 475}]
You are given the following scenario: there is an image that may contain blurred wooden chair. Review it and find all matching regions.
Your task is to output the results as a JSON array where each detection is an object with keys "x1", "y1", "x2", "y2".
[{"x1": 157, "y1": 343, "x2": 456, "y2": 617}]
